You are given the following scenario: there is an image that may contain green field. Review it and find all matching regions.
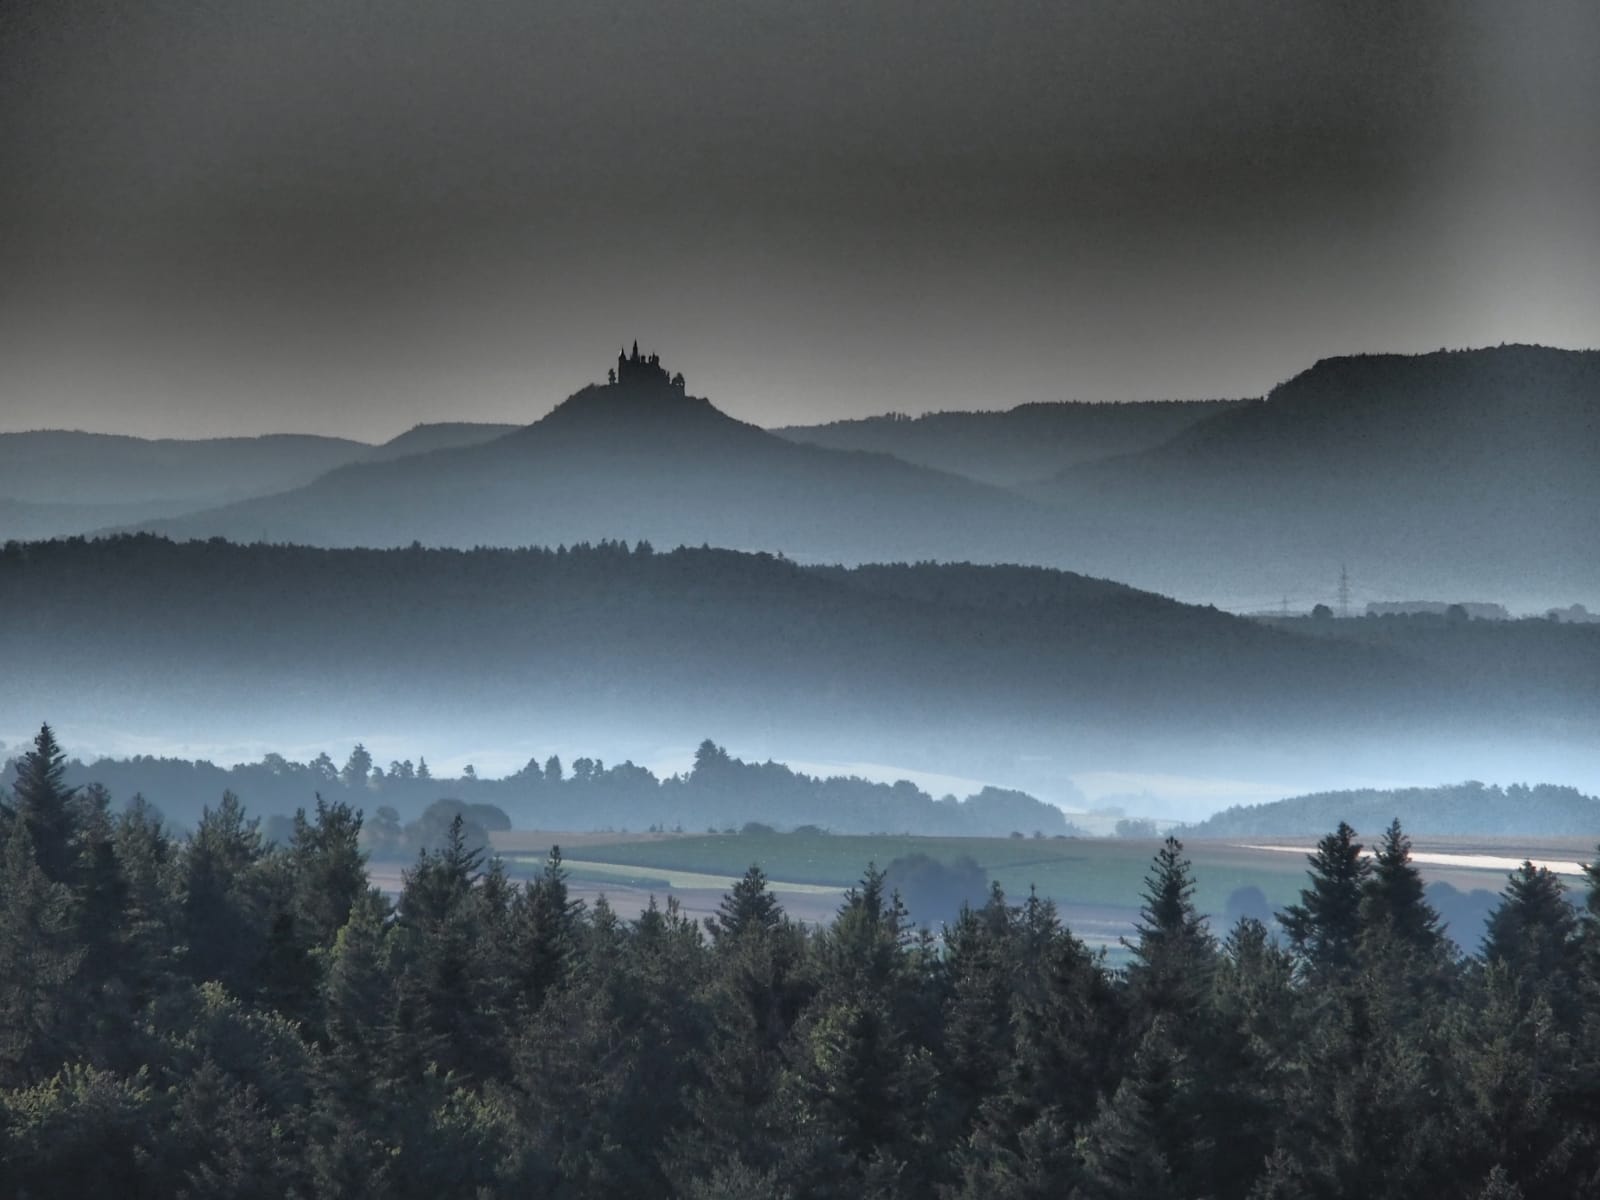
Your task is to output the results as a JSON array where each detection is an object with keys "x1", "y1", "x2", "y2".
[
  {"x1": 505, "y1": 856, "x2": 846, "y2": 896},
  {"x1": 502, "y1": 832, "x2": 1322, "y2": 917}
]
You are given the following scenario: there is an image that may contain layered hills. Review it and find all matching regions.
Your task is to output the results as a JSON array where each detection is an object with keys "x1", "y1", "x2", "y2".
[
  {"x1": 775, "y1": 398, "x2": 1245, "y2": 487},
  {"x1": 0, "y1": 423, "x2": 520, "y2": 540},
  {"x1": 133, "y1": 380, "x2": 1048, "y2": 563},
  {"x1": 7, "y1": 346, "x2": 1596, "y2": 614},
  {"x1": 1026, "y1": 345, "x2": 1600, "y2": 609},
  {"x1": 3, "y1": 537, "x2": 1594, "y2": 804},
  {"x1": 109, "y1": 345, "x2": 1599, "y2": 611}
]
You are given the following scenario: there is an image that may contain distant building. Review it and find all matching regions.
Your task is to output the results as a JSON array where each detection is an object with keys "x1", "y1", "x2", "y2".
[
  {"x1": 1365, "y1": 600, "x2": 1510, "y2": 621},
  {"x1": 614, "y1": 341, "x2": 686, "y2": 390}
]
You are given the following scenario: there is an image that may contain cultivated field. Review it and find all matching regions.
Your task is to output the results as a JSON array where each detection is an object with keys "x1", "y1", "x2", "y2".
[{"x1": 473, "y1": 829, "x2": 1597, "y2": 952}]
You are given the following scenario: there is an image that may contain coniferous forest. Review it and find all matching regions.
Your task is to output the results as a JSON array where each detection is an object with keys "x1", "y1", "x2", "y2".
[{"x1": 4, "y1": 724, "x2": 1599, "y2": 1199}]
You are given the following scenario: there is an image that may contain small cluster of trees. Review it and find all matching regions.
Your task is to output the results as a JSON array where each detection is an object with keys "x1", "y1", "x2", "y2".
[{"x1": 4, "y1": 723, "x2": 1600, "y2": 1196}]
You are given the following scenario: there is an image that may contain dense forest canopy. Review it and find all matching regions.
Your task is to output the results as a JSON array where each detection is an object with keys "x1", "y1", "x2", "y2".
[{"x1": 2, "y1": 724, "x2": 1598, "y2": 1196}]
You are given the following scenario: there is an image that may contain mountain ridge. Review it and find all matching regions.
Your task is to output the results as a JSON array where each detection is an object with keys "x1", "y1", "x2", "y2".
[{"x1": 128, "y1": 376, "x2": 1053, "y2": 563}]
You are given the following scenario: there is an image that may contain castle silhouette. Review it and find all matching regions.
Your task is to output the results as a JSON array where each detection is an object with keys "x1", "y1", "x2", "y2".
[{"x1": 611, "y1": 341, "x2": 686, "y2": 390}]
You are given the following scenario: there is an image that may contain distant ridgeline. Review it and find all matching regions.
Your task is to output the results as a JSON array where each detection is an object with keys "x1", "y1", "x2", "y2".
[
  {"x1": 1185, "y1": 781, "x2": 1600, "y2": 839},
  {"x1": 0, "y1": 737, "x2": 1082, "y2": 844}
]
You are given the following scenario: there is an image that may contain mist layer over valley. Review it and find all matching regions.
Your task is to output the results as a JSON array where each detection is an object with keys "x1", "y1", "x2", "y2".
[{"x1": 3, "y1": 536, "x2": 1595, "y2": 819}]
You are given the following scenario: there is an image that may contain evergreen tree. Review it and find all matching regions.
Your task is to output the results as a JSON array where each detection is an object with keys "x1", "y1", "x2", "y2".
[
  {"x1": 287, "y1": 795, "x2": 367, "y2": 948},
  {"x1": 508, "y1": 845, "x2": 582, "y2": 1015},
  {"x1": 707, "y1": 863, "x2": 785, "y2": 945},
  {"x1": 1484, "y1": 862, "x2": 1582, "y2": 1024},
  {"x1": 340, "y1": 744, "x2": 373, "y2": 788},
  {"x1": 9, "y1": 724, "x2": 79, "y2": 885},
  {"x1": 1072, "y1": 1021, "x2": 1194, "y2": 1200},
  {"x1": 390, "y1": 816, "x2": 496, "y2": 1083},
  {"x1": 1279, "y1": 822, "x2": 1371, "y2": 973},
  {"x1": 112, "y1": 796, "x2": 177, "y2": 1011},
  {"x1": 1125, "y1": 836, "x2": 1216, "y2": 1021},
  {"x1": 1360, "y1": 818, "x2": 1445, "y2": 953},
  {"x1": 0, "y1": 826, "x2": 85, "y2": 1087},
  {"x1": 174, "y1": 791, "x2": 268, "y2": 996}
]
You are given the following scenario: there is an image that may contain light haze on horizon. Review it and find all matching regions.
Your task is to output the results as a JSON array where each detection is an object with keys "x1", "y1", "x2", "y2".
[{"x1": 2, "y1": 0, "x2": 1597, "y2": 440}]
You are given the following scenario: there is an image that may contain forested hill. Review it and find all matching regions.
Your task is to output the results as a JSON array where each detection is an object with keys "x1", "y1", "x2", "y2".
[
  {"x1": 1186, "y1": 781, "x2": 1600, "y2": 838},
  {"x1": 129, "y1": 377, "x2": 1049, "y2": 564},
  {"x1": 3, "y1": 536, "x2": 1594, "y2": 796},
  {"x1": 772, "y1": 398, "x2": 1245, "y2": 487},
  {"x1": 1025, "y1": 345, "x2": 1600, "y2": 609},
  {"x1": 5, "y1": 738, "x2": 1084, "y2": 838}
]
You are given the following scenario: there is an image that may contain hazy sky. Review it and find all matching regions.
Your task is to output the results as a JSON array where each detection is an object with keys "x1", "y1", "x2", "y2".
[{"x1": 2, "y1": 0, "x2": 1597, "y2": 439}]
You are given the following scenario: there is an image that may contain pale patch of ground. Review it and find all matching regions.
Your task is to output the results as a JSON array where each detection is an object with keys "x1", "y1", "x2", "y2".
[
  {"x1": 490, "y1": 828, "x2": 689, "y2": 854},
  {"x1": 1239, "y1": 843, "x2": 1589, "y2": 877},
  {"x1": 557, "y1": 858, "x2": 846, "y2": 895}
]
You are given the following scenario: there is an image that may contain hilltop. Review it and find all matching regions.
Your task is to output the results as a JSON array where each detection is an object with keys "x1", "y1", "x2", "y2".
[
  {"x1": 131, "y1": 360, "x2": 1048, "y2": 564},
  {"x1": 1185, "y1": 781, "x2": 1600, "y2": 838},
  {"x1": 1025, "y1": 345, "x2": 1600, "y2": 609}
]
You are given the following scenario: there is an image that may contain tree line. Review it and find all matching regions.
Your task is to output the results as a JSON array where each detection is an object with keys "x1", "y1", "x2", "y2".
[
  {"x1": 8, "y1": 737, "x2": 1080, "y2": 839},
  {"x1": 3, "y1": 723, "x2": 1599, "y2": 1197}
]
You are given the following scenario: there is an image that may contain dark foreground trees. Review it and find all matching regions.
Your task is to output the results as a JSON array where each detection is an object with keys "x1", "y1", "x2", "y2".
[{"x1": 5, "y1": 726, "x2": 1600, "y2": 1197}]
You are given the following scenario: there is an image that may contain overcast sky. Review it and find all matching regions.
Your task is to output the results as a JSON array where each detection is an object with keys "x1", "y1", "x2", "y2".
[{"x1": 2, "y1": 0, "x2": 1596, "y2": 439}]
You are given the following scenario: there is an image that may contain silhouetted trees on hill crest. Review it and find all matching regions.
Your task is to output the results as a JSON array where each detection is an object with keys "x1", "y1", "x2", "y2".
[{"x1": 4, "y1": 733, "x2": 1080, "y2": 840}]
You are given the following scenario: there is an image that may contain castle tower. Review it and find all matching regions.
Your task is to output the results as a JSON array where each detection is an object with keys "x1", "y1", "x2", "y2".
[{"x1": 612, "y1": 340, "x2": 680, "y2": 389}]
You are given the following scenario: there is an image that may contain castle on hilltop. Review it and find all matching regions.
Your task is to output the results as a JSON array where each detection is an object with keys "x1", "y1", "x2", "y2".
[{"x1": 611, "y1": 341, "x2": 686, "y2": 390}]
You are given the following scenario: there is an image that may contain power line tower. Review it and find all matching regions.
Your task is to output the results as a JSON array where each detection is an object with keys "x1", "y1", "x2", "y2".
[{"x1": 1338, "y1": 563, "x2": 1350, "y2": 619}]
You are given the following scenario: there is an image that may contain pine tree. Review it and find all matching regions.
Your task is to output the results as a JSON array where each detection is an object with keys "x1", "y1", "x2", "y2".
[
  {"x1": 390, "y1": 816, "x2": 496, "y2": 1083},
  {"x1": 287, "y1": 795, "x2": 368, "y2": 948},
  {"x1": 1072, "y1": 1021, "x2": 1193, "y2": 1200},
  {"x1": 175, "y1": 791, "x2": 269, "y2": 996},
  {"x1": 1125, "y1": 836, "x2": 1216, "y2": 1022},
  {"x1": 10, "y1": 724, "x2": 79, "y2": 885},
  {"x1": 707, "y1": 864, "x2": 785, "y2": 945},
  {"x1": 935, "y1": 885, "x2": 1016, "y2": 1144},
  {"x1": 65, "y1": 783, "x2": 135, "y2": 1064},
  {"x1": 112, "y1": 796, "x2": 177, "y2": 1011},
  {"x1": 0, "y1": 825, "x2": 85, "y2": 1087},
  {"x1": 818, "y1": 863, "x2": 913, "y2": 999},
  {"x1": 509, "y1": 845, "x2": 583, "y2": 1014},
  {"x1": 775, "y1": 994, "x2": 937, "y2": 1197},
  {"x1": 1360, "y1": 818, "x2": 1444, "y2": 953},
  {"x1": 1484, "y1": 862, "x2": 1581, "y2": 1024},
  {"x1": 320, "y1": 889, "x2": 394, "y2": 1092},
  {"x1": 1279, "y1": 822, "x2": 1370, "y2": 973}
]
